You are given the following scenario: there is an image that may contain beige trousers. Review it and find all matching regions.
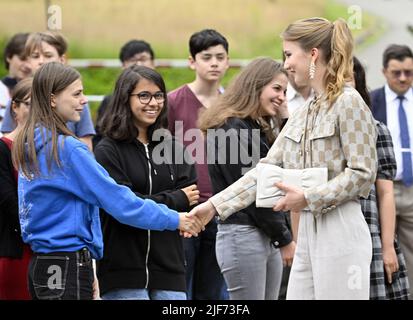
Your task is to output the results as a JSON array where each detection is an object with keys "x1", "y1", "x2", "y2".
[
  {"x1": 287, "y1": 200, "x2": 372, "y2": 300},
  {"x1": 394, "y1": 181, "x2": 413, "y2": 299}
]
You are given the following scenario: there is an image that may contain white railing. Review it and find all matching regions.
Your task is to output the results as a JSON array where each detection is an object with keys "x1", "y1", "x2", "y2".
[
  {"x1": 72, "y1": 59, "x2": 250, "y2": 102},
  {"x1": 69, "y1": 58, "x2": 251, "y2": 69}
]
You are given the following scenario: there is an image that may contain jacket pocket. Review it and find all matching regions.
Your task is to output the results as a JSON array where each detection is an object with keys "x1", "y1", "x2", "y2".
[
  {"x1": 308, "y1": 122, "x2": 338, "y2": 165},
  {"x1": 284, "y1": 126, "x2": 303, "y2": 144},
  {"x1": 280, "y1": 125, "x2": 303, "y2": 169},
  {"x1": 309, "y1": 121, "x2": 336, "y2": 140},
  {"x1": 31, "y1": 255, "x2": 69, "y2": 299}
]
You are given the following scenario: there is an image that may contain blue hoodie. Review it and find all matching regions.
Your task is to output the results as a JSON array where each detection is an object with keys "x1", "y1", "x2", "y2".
[{"x1": 18, "y1": 127, "x2": 180, "y2": 259}]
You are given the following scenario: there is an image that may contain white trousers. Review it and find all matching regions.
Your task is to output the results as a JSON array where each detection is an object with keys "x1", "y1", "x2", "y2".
[{"x1": 287, "y1": 200, "x2": 372, "y2": 300}]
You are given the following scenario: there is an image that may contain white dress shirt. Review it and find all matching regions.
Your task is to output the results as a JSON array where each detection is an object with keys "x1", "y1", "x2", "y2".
[
  {"x1": 385, "y1": 84, "x2": 413, "y2": 181},
  {"x1": 286, "y1": 82, "x2": 314, "y2": 115},
  {"x1": 0, "y1": 81, "x2": 11, "y2": 136}
]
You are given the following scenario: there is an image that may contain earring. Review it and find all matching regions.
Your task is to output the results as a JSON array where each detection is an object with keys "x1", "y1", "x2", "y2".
[{"x1": 309, "y1": 61, "x2": 316, "y2": 80}]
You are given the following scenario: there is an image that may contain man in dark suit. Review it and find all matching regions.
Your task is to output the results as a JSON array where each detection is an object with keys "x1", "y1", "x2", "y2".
[{"x1": 371, "y1": 44, "x2": 413, "y2": 298}]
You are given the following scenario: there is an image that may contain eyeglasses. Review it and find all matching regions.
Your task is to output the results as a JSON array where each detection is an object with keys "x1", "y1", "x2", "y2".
[
  {"x1": 390, "y1": 69, "x2": 413, "y2": 78},
  {"x1": 130, "y1": 91, "x2": 165, "y2": 104}
]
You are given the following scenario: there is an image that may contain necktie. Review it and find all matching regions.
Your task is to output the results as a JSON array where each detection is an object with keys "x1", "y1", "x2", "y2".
[{"x1": 398, "y1": 95, "x2": 413, "y2": 187}]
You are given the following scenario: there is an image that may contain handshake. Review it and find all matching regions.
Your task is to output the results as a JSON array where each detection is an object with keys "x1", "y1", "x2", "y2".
[
  {"x1": 178, "y1": 201, "x2": 217, "y2": 238},
  {"x1": 177, "y1": 170, "x2": 312, "y2": 237}
]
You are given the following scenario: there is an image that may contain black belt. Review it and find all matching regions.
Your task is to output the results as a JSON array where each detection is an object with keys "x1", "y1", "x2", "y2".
[
  {"x1": 77, "y1": 247, "x2": 92, "y2": 264},
  {"x1": 34, "y1": 247, "x2": 91, "y2": 264}
]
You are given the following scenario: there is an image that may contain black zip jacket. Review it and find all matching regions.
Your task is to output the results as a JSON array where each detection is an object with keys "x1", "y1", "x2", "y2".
[
  {"x1": 94, "y1": 135, "x2": 197, "y2": 294},
  {"x1": 0, "y1": 139, "x2": 24, "y2": 258},
  {"x1": 207, "y1": 117, "x2": 292, "y2": 248}
]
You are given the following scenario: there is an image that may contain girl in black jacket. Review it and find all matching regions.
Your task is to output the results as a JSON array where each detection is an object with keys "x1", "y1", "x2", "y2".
[
  {"x1": 0, "y1": 78, "x2": 32, "y2": 299},
  {"x1": 95, "y1": 66, "x2": 199, "y2": 300},
  {"x1": 198, "y1": 58, "x2": 294, "y2": 300}
]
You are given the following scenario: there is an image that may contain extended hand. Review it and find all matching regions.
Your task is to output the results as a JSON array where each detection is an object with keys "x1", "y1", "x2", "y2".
[
  {"x1": 181, "y1": 201, "x2": 217, "y2": 238},
  {"x1": 178, "y1": 212, "x2": 204, "y2": 237},
  {"x1": 272, "y1": 182, "x2": 308, "y2": 212}
]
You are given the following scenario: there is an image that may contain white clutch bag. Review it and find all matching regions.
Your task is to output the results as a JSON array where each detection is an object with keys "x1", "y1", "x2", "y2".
[{"x1": 256, "y1": 163, "x2": 328, "y2": 208}]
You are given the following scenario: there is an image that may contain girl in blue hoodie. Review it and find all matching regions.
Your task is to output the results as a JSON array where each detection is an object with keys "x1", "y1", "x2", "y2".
[{"x1": 12, "y1": 62, "x2": 202, "y2": 300}]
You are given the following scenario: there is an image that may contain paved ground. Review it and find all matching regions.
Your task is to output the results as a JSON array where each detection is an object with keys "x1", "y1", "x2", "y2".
[{"x1": 339, "y1": 0, "x2": 413, "y2": 89}]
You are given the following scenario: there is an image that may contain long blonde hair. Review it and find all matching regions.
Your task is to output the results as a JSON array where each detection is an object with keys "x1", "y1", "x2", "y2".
[
  {"x1": 198, "y1": 57, "x2": 287, "y2": 144},
  {"x1": 281, "y1": 17, "x2": 354, "y2": 106},
  {"x1": 12, "y1": 62, "x2": 79, "y2": 178}
]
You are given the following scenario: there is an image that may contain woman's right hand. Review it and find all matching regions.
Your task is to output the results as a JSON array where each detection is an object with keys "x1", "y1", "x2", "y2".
[{"x1": 181, "y1": 184, "x2": 200, "y2": 206}]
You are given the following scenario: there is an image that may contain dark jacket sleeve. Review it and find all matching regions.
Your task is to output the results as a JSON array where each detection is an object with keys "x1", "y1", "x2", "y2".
[
  {"x1": 370, "y1": 87, "x2": 387, "y2": 124},
  {"x1": 0, "y1": 141, "x2": 20, "y2": 230},
  {"x1": 94, "y1": 139, "x2": 193, "y2": 212},
  {"x1": 376, "y1": 122, "x2": 397, "y2": 180},
  {"x1": 211, "y1": 119, "x2": 292, "y2": 248}
]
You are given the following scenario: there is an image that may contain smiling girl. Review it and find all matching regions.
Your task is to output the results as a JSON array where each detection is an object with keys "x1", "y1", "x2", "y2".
[
  {"x1": 95, "y1": 65, "x2": 200, "y2": 300},
  {"x1": 198, "y1": 58, "x2": 294, "y2": 300}
]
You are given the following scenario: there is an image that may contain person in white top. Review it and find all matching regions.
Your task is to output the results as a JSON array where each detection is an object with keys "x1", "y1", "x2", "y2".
[
  {"x1": 370, "y1": 44, "x2": 413, "y2": 299},
  {"x1": 285, "y1": 71, "x2": 314, "y2": 115},
  {"x1": 0, "y1": 81, "x2": 10, "y2": 124}
]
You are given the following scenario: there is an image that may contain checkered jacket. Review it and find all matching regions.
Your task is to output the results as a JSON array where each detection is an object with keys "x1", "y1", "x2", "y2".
[{"x1": 211, "y1": 86, "x2": 378, "y2": 218}]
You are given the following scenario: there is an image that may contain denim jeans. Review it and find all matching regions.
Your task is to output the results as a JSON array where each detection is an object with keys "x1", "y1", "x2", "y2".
[
  {"x1": 101, "y1": 288, "x2": 186, "y2": 300},
  {"x1": 216, "y1": 224, "x2": 283, "y2": 300},
  {"x1": 183, "y1": 218, "x2": 228, "y2": 300},
  {"x1": 28, "y1": 248, "x2": 94, "y2": 300}
]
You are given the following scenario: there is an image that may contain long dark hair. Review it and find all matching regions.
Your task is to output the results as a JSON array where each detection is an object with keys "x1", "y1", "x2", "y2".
[
  {"x1": 99, "y1": 65, "x2": 168, "y2": 142},
  {"x1": 353, "y1": 56, "x2": 371, "y2": 107}
]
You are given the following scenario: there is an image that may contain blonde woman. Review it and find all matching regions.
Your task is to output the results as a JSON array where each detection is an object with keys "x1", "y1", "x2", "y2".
[{"x1": 189, "y1": 17, "x2": 378, "y2": 300}]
